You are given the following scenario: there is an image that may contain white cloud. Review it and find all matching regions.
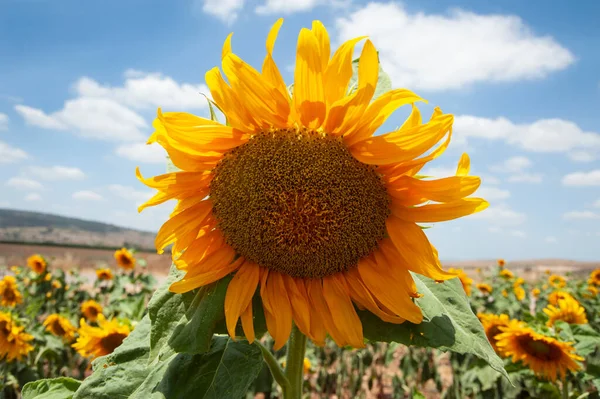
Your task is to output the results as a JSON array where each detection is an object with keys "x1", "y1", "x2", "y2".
[
  {"x1": 6, "y1": 177, "x2": 43, "y2": 190},
  {"x1": 0, "y1": 113, "x2": 8, "y2": 130},
  {"x1": 476, "y1": 186, "x2": 510, "y2": 201},
  {"x1": 108, "y1": 184, "x2": 152, "y2": 204},
  {"x1": 562, "y1": 170, "x2": 600, "y2": 186},
  {"x1": 563, "y1": 210, "x2": 600, "y2": 220},
  {"x1": 72, "y1": 190, "x2": 103, "y2": 201},
  {"x1": 568, "y1": 151, "x2": 596, "y2": 163},
  {"x1": 545, "y1": 236, "x2": 557, "y2": 243},
  {"x1": 471, "y1": 204, "x2": 526, "y2": 226},
  {"x1": 14, "y1": 105, "x2": 68, "y2": 130},
  {"x1": 490, "y1": 156, "x2": 532, "y2": 173},
  {"x1": 200, "y1": 0, "x2": 245, "y2": 24},
  {"x1": 74, "y1": 71, "x2": 209, "y2": 110},
  {"x1": 115, "y1": 142, "x2": 167, "y2": 164},
  {"x1": 24, "y1": 193, "x2": 42, "y2": 202},
  {"x1": 29, "y1": 166, "x2": 85, "y2": 180},
  {"x1": 510, "y1": 230, "x2": 527, "y2": 238},
  {"x1": 507, "y1": 173, "x2": 543, "y2": 183},
  {"x1": 256, "y1": 0, "x2": 344, "y2": 15},
  {"x1": 0, "y1": 141, "x2": 28, "y2": 163},
  {"x1": 335, "y1": 3, "x2": 574, "y2": 91}
]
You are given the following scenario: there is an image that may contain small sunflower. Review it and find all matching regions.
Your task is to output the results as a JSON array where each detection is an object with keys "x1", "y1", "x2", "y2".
[
  {"x1": 544, "y1": 296, "x2": 588, "y2": 327},
  {"x1": 548, "y1": 274, "x2": 566, "y2": 289},
  {"x1": 447, "y1": 268, "x2": 473, "y2": 296},
  {"x1": 495, "y1": 321, "x2": 583, "y2": 381},
  {"x1": 96, "y1": 268, "x2": 114, "y2": 280},
  {"x1": 52, "y1": 280, "x2": 62, "y2": 290},
  {"x1": 43, "y1": 314, "x2": 77, "y2": 341},
  {"x1": 0, "y1": 312, "x2": 34, "y2": 362},
  {"x1": 497, "y1": 259, "x2": 505, "y2": 268},
  {"x1": 478, "y1": 313, "x2": 512, "y2": 353},
  {"x1": 44, "y1": 273, "x2": 52, "y2": 282},
  {"x1": 114, "y1": 248, "x2": 136, "y2": 270},
  {"x1": 10, "y1": 266, "x2": 20, "y2": 274},
  {"x1": 513, "y1": 286, "x2": 526, "y2": 301},
  {"x1": 27, "y1": 254, "x2": 46, "y2": 274},
  {"x1": 586, "y1": 285, "x2": 598, "y2": 297},
  {"x1": 502, "y1": 289, "x2": 508, "y2": 298},
  {"x1": 532, "y1": 288, "x2": 541, "y2": 298},
  {"x1": 588, "y1": 269, "x2": 600, "y2": 286},
  {"x1": 499, "y1": 269, "x2": 514, "y2": 280},
  {"x1": 303, "y1": 358, "x2": 311, "y2": 374},
  {"x1": 548, "y1": 291, "x2": 573, "y2": 306},
  {"x1": 476, "y1": 283, "x2": 493, "y2": 295},
  {"x1": 72, "y1": 315, "x2": 131, "y2": 359},
  {"x1": 137, "y1": 19, "x2": 487, "y2": 349},
  {"x1": 81, "y1": 300, "x2": 103, "y2": 322},
  {"x1": 0, "y1": 275, "x2": 23, "y2": 307}
]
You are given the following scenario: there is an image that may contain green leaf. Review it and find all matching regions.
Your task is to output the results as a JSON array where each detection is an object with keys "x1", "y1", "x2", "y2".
[
  {"x1": 572, "y1": 324, "x2": 600, "y2": 357},
  {"x1": 348, "y1": 56, "x2": 392, "y2": 101},
  {"x1": 22, "y1": 377, "x2": 81, "y2": 399},
  {"x1": 360, "y1": 273, "x2": 509, "y2": 381}
]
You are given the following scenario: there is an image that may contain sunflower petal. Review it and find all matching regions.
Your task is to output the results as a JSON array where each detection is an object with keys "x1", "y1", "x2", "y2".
[
  {"x1": 155, "y1": 200, "x2": 213, "y2": 253},
  {"x1": 262, "y1": 271, "x2": 292, "y2": 350},
  {"x1": 322, "y1": 275, "x2": 365, "y2": 348},
  {"x1": 387, "y1": 175, "x2": 481, "y2": 206},
  {"x1": 225, "y1": 262, "x2": 260, "y2": 340},
  {"x1": 169, "y1": 256, "x2": 243, "y2": 294},
  {"x1": 240, "y1": 301, "x2": 255, "y2": 343},
  {"x1": 283, "y1": 276, "x2": 311, "y2": 338},
  {"x1": 391, "y1": 198, "x2": 489, "y2": 222},
  {"x1": 323, "y1": 37, "x2": 365, "y2": 106}
]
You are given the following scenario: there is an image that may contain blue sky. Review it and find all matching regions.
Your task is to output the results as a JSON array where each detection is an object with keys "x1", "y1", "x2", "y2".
[{"x1": 1, "y1": 0, "x2": 599, "y2": 261}]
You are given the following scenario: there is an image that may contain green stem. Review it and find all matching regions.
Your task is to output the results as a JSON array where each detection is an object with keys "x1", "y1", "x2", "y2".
[
  {"x1": 255, "y1": 340, "x2": 290, "y2": 397},
  {"x1": 284, "y1": 324, "x2": 307, "y2": 399},
  {"x1": 562, "y1": 375, "x2": 569, "y2": 399}
]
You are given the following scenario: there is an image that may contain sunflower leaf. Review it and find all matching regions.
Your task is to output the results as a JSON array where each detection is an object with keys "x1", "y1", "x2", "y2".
[
  {"x1": 22, "y1": 377, "x2": 81, "y2": 399},
  {"x1": 360, "y1": 273, "x2": 509, "y2": 381},
  {"x1": 571, "y1": 324, "x2": 600, "y2": 357}
]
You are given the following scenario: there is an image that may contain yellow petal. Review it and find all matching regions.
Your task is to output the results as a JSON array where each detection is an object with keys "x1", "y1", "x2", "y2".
[
  {"x1": 391, "y1": 198, "x2": 489, "y2": 223},
  {"x1": 306, "y1": 279, "x2": 344, "y2": 346},
  {"x1": 387, "y1": 175, "x2": 481, "y2": 206},
  {"x1": 322, "y1": 274, "x2": 365, "y2": 348},
  {"x1": 222, "y1": 33, "x2": 233, "y2": 60},
  {"x1": 225, "y1": 262, "x2": 260, "y2": 339},
  {"x1": 311, "y1": 21, "x2": 330, "y2": 72},
  {"x1": 283, "y1": 276, "x2": 311, "y2": 338},
  {"x1": 261, "y1": 272, "x2": 292, "y2": 350},
  {"x1": 456, "y1": 153, "x2": 470, "y2": 176},
  {"x1": 154, "y1": 200, "x2": 213, "y2": 253},
  {"x1": 262, "y1": 18, "x2": 289, "y2": 101},
  {"x1": 240, "y1": 301, "x2": 255, "y2": 343},
  {"x1": 169, "y1": 256, "x2": 243, "y2": 294},
  {"x1": 323, "y1": 37, "x2": 365, "y2": 106}
]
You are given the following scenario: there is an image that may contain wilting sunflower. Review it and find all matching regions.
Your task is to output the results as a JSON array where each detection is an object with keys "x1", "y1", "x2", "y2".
[
  {"x1": 495, "y1": 320, "x2": 583, "y2": 381},
  {"x1": 588, "y1": 269, "x2": 600, "y2": 286},
  {"x1": 137, "y1": 19, "x2": 488, "y2": 349},
  {"x1": 81, "y1": 300, "x2": 103, "y2": 322},
  {"x1": 0, "y1": 275, "x2": 23, "y2": 307},
  {"x1": 497, "y1": 259, "x2": 505, "y2": 268},
  {"x1": 114, "y1": 248, "x2": 136, "y2": 270},
  {"x1": 549, "y1": 274, "x2": 566, "y2": 289},
  {"x1": 478, "y1": 313, "x2": 512, "y2": 353},
  {"x1": 544, "y1": 296, "x2": 588, "y2": 327},
  {"x1": 499, "y1": 269, "x2": 514, "y2": 280},
  {"x1": 72, "y1": 315, "x2": 131, "y2": 359},
  {"x1": 96, "y1": 268, "x2": 114, "y2": 280},
  {"x1": 447, "y1": 268, "x2": 473, "y2": 296},
  {"x1": 43, "y1": 314, "x2": 77, "y2": 341},
  {"x1": 477, "y1": 283, "x2": 493, "y2": 295},
  {"x1": 532, "y1": 288, "x2": 541, "y2": 298},
  {"x1": 0, "y1": 312, "x2": 34, "y2": 362},
  {"x1": 548, "y1": 291, "x2": 573, "y2": 305},
  {"x1": 27, "y1": 254, "x2": 46, "y2": 274}
]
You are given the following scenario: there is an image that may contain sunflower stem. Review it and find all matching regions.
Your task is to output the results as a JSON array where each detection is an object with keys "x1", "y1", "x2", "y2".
[
  {"x1": 255, "y1": 339, "x2": 291, "y2": 396},
  {"x1": 562, "y1": 374, "x2": 569, "y2": 399},
  {"x1": 284, "y1": 323, "x2": 307, "y2": 399}
]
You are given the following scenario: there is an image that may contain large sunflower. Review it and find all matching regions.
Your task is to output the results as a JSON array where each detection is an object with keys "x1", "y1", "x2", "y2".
[
  {"x1": 548, "y1": 291, "x2": 573, "y2": 305},
  {"x1": 544, "y1": 296, "x2": 588, "y2": 327},
  {"x1": 72, "y1": 315, "x2": 131, "y2": 359},
  {"x1": 495, "y1": 320, "x2": 583, "y2": 381},
  {"x1": 43, "y1": 314, "x2": 77, "y2": 341},
  {"x1": 137, "y1": 19, "x2": 488, "y2": 349},
  {"x1": 0, "y1": 312, "x2": 34, "y2": 362},
  {"x1": 0, "y1": 275, "x2": 23, "y2": 307}
]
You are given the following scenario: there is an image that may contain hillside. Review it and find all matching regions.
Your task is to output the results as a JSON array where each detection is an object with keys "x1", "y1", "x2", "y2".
[{"x1": 0, "y1": 208, "x2": 156, "y2": 250}]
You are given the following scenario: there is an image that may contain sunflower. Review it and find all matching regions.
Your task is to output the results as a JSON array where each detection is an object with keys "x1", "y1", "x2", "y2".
[
  {"x1": 44, "y1": 272, "x2": 52, "y2": 282},
  {"x1": 43, "y1": 314, "x2": 77, "y2": 341},
  {"x1": 114, "y1": 248, "x2": 136, "y2": 270},
  {"x1": 499, "y1": 269, "x2": 514, "y2": 280},
  {"x1": 495, "y1": 321, "x2": 583, "y2": 381},
  {"x1": 588, "y1": 269, "x2": 600, "y2": 286},
  {"x1": 544, "y1": 296, "x2": 588, "y2": 327},
  {"x1": 549, "y1": 274, "x2": 566, "y2": 289},
  {"x1": 477, "y1": 313, "x2": 512, "y2": 353},
  {"x1": 136, "y1": 19, "x2": 487, "y2": 349},
  {"x1": 0, "y1": 275, "x2": 23, "y2": 307},
  {"x1": 81, "y1": 300, "x2": 103, "y2": 322},
  {"x1": 532, "y1": 288, "x2": 541, "y2": 298},
  {"x1": 27, "y1": 254, "x2": 46, "y2": 274},
  {"x1": 448, "y1": 268, "x2": 473, "y2": 296},
  {"x1": 548, "y1": 291, "x2": 573, "y2": 305},
  {"x1": 586, "y1": 285, "x2": 598, "y2": 296},
  {"x1": 497, "y1": 259, "x2": 505, "y2": 268},
  {"x1": 0, "y1": 312, "x2": 34, "y2": 362},
  {"x1": 477, "y1": 283, "x2": 492, "y2": 295},
  {"x1": 513, "y1": 286, "x2": 526, "y2": 301},
  {"x1": 96, "y1": 268, "x2": 114, "y2": 280},
  {"x1": 52, "y1": 280, "x2": 62, "y2": 290},
  {"x1": 72, "y1": 315, "x2": 131, "y2": 359},
  {"x1": 502, "y1": 289, "x2": 508, "y2": 298},
  {"x1": 303, "y1": 358, "x2": 311, "y2": 374}
]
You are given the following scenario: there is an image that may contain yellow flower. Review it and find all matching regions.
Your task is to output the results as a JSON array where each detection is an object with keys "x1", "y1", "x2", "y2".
[
  {"x1": 10, "y1": 266, "x2": 20, "y2": 275},
  {"x1": 43, "y1": 314, "x2": 76, "y2": 341},
  {"x1": 136, "y1": 19, "x2": 487, "y2": 350},
  {"x1": 532, "y1": 288, "x2": 541, "y2": 298},
  {"x1": 81, "y1": 300, "x2": 103, "y2": 322},
  {"x1": 0, "y1": 312, "x2": 34, "y2": 362},
  {"x1": 476, "y1": 283, "x2": 493, "y2": 295},
  {"x1": 475, "y1": 267, "x2": 482, "y2": 273},
  {"x1": 0, "y1": 276, "x2": 23, "y2": 307},
  {"x1": 548, "y1": 274, "x2": 566, "y2": 289},
  {"x1": 72, "y1": 315, "x2": 131, "y2": 359},
  {"x1": 513, "y1": 285, "x2": 525, "y2": 301},
  {"x1": 496, "y1": 321, "x2": 583, "y2": 381},
  {"x1": 114, "y1": 248, "x2": 135, "y2": 270},
  {"x1": 587, "y1": 285, "x2": 598, "y2": 296},
  {"x1": 44, "y1": 273, "x2": 52, "y2": 282},
  {"x1": 502, "y1": 289, "x2": 508, "y2": 298},
  {"x1": 45, "y1": 292, "x2": 52, "y2": 298},
  {"x1": 448, "y1": 268, "x2": 473, "y2": 296},
  {"x1": 95, "y1": 268, "x2": 114, "y2": 280},
  {"x1": 544, "y1": 296, "x2": 588, "y2": 327},
  {"x1": 544, "y1": 269, "x2": 551, "y2": 275},
  {"x1": 477, "y1": 313, "x2": 512, "y2": 353},
  {"x1": 588, "y1": 269, "x2": 600, "y2": 286},
  {"x1": 542, "y1": 284, "x2": 548, "y2": 290},
  {"x1": 497, "y1": 259, "x2": 505, "y2": 268},
  {"x1": 303, "y1": 358, "x2": 311, "y2": 374},
  {"x1": 27, "y1": 254, "x2": 46, "y2": 274},
  {"x1": 548, "y1": 291, "x2": 573, "y2": 306},
  {"x1": 499, "y1": 269, "x2": 514, "y2": 279},
  {"x1": 52, "y1": 280, "x2": 62, "y2": 290}
]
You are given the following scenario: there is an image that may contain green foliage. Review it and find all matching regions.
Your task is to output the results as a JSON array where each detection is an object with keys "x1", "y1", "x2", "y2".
[{"x1": 22, "y1": 377, "x2": 81, "y2": 399}]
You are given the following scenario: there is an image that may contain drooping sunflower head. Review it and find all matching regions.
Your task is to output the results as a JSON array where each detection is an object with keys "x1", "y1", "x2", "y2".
[
  {"x1": 477, "y1": 283, "x2": 493, "y2": 295},
  {"x1": 477, "y1": 313, "x2": 512, "y2": 353},
  {"x1": 96, "y1": 268, "x2": 114, "y2": 281},
  {"x1": 495, "y1": 321, "x2": 583, "y2": 381},
  {"x1": 0, "y1": 312, "x2": 34, "y2": 362},
  {"x1": 137, "y1": 19, "x2": 488, "y2": 349},
  {"x1": 543, "y1": 296, "x2": 588, "y2": 327},
  {"x1": 588, "y1": 269, "x2": 600, "y2": 286},
  {"x1": 447, "y1": 268, "x2": 473, "y2": 296},
  {"x1": 548, "y1": 291, "x2": 573, "y2": 306},
  {"x1": 27, "y1": 254, "x2": 46, "y2": 274},
  {"x1": 497, "y1": 259, "x2": 505, "y2": 268},
  {"x1": 548, "y1": 274, "x2": 566, "y2": 289},
  {"x1": 499, "y1": 269, "x2": 514, "y2": 280},
  {"x1": 81, "y1": 300, "x2": 103, "y2": 322},
  {"x1": 72, "y1": 315, "x2": 131, "y2": 360},
  {"x1": 0, "y1": 275, "x2": 23, "y2": 307},
  {"x1": 43, "y1": 314, "x2": 77, "y2": 341},
  {"x1": 114, "y1": 248, "x2": 135, "y2": 270}
]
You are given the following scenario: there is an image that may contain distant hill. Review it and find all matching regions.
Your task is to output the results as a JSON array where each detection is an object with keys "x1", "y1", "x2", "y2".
[{"x1": 0, "y1": 209, "x2": 156, "y2": 251}]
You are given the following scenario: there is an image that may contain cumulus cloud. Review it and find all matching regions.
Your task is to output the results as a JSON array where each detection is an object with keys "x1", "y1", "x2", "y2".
[
  {"x1": 72, "y1": 190, "x2": 103, "y2": 201},
  {"x1": 114, "y1": 142, "x2": 167, "y2": 164},
  {"x1": 256, "y1": 0, "x2": 345, "y2": 15},
  {"x1": 507, "y1": 174, "x2": 543, "y2": 183},
  {"x1": 335, "y1": 2, "x2": 574, "y2": 91},
  {"x1": 561, "y1": 170, "x2": 600, "y2": 186},
  {"x1": 6, "y1": 177, "x2": 43, "y2": 190},
  {"x1": 490, "y1": 156, "x2": 532, "y2": 173},
  {"x1": 475, "y1": 186, "x2": 510, "y2": 201},
  {"x1": 0, "y1": 141, "x2": 28, "y2": 163},
  {"x1": 563, "y1": 210, "x2": 600, "y2": 220},
  {"x1": 568, "y1": 151, "x2": 597, "y2": 163},
  {"x1": 199, "y1": 0, "x2": 245, "y2": 24},
  {"x1": 28, "y1": 166, "x2": 85, "y2": 180},
  {"x1": 471, "y1": 204, "x2": 526, "y2": 226},
  {"x1": 24, "y1": 193, "x2": 42, "y2": 202}
]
